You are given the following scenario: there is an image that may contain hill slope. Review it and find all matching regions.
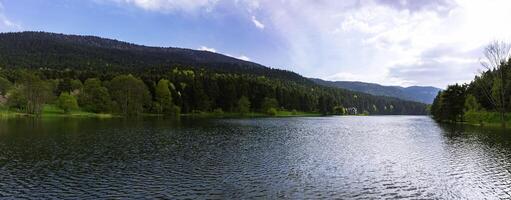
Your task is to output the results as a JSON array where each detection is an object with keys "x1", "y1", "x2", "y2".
[
  {"x1": 0, "y1": 31, "x2": 428, "y2": 115},
  {"x1": 0, "y1": 31, "x2": 310, "y2": 84},
  {"x1": 311, "y1": 79, "x2": 440, "y2": 104}
]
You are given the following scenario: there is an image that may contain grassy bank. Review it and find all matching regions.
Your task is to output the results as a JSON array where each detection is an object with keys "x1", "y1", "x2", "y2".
[
  {"x1": 1, "y1": 104, "x2": 323, "y2": 119},
  {"x1": 182, "y1": 110, "x2": 322, "y2": 118},
  {"x1": 464, "y1": 111, "x2": 511, "y2": 127},
  {"x1": 0, "y1": 105, "x2": 114, "y2": 118}
]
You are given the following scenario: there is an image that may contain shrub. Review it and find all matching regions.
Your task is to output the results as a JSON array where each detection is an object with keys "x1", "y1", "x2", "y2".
[
  {"x1": 58, "y1": 92, "x2": 79, "y2": 113},
  {"x1": 267, "y1": 108, "x2": 278, "y2": 116}
]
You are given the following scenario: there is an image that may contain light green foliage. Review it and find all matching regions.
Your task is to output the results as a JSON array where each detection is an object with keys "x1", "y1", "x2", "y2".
[
  {"x1": 237, "y1": 96, "x2": 250, "y2": 115},
  {"x1": 6, "y1": 85, "x2": 26, "y2": 110},
  {"x1": 154, "y1": 79, "x2": 174, "y2": 114},
  {"x1": 333, "y1": 106, "x2": 346, "y2": 115},
  {"x1": 267, "y1": 108, "x2": 278, "y2": 116},
  {"x1": 464, "y1": 111, "x2": 511, "y2": 126},
  {"x1": 58, "y1": 92, "x2": 79, "y2": 113},
  {"x1": 109, "y1": 75, "x2": 150, "y2": 116}
]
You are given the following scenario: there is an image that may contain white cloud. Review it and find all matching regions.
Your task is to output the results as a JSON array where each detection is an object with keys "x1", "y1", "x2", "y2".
[
  {"x1": 251, "y1": 15, "x2": 264, "y2": 29},
  {"x1": 97, "y1": 0, "x2": 511, "y2": 87},
  {"x1": 198, "y1": 46, "x2": 216, "y2": 52},
  {"x1": 199, "y1": 46, "x2": 251, "y2": 61},
  {"x1": 109, "y1": 0, "x2": 218, "y2": 12},
  {"x1": 226, "y1": 53, "x2": 251, "y2": 61},
  {"x1": 237, "y1": 55, "x2": 251, "y2": 61},
  {"x1": 237, "y1": 0, "x2": 511, "y2": 87}
]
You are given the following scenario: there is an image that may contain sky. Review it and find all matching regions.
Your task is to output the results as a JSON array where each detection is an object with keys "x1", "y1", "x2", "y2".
[{"x1": 1, "y1": 0, "x2": 511, "y2": 88}]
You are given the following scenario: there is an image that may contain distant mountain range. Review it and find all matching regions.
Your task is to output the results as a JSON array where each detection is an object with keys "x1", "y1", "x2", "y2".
[{"x1": 311, "y1": 79, "x2": 441, "y2": 104}]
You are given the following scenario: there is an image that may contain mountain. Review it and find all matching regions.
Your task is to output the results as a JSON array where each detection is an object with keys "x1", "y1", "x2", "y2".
[
  {"x1": 0, "y1": 31, "x2": 428, "y2": 115},
  {"x1": 311, "y1": 79, "x2": 441, "y2": 104}
]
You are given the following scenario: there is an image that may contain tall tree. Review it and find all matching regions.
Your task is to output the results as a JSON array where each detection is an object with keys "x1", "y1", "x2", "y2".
[
  {"x1": 261, "y1": 97, "x2": 279, "y2": 114},
  {"x1": 79, "y1": 78, "x2": 111, "y2": 113},
  {"x1": 478, "y1": 41, "x2": 511, "y2": 126},
  {"x1": 19, "y1": 72, "x2": 53, "y2": 115},
  {"x1": 110, "y1": 75, "x2": 150, "y2": 116},
  {"x1": 154, "y1": 79, "x2": 173, "y2": 114},
  {"x1": 237, "y1": 96, "x2": 250, "y2": 115}
]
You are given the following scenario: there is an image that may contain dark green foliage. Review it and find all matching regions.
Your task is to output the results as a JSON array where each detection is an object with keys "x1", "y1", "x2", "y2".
[
  {"x1": 0, "y1": 76, "x2": 12, "y2": 95},
  {"x1": 109, "y1": 75, "x2": 150, "y2": 116},
  {"x1": 261, "y1": 97, "x2": 279, "y2": 114},
  {"x1": 237, "y1": 96, "x2": 250, "y2": 115},
  {"x1": 6, "y1": 85, "x2": 26, "y2": 110},
  {"x1": 10, "y1": 72, "x2": 53, "y2": 115},
  {"x1": 464, "y1": 94, "x2": 481, "y2": 112},
  {"x1": 79, "y1": 78, "x2": 111, "y2": 113},
  {"x1": 70, "y1": 79, "x2": 83, "y2": 91},
  {"x1": 56, "y1": 78, "x2": 73, "y2": 95},
  {"x1": 431, "y1": 84, "x2": 467, "y2": 122}
]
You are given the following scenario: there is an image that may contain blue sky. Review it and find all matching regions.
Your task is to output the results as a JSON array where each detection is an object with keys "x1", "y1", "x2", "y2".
[{"x1": 1, "y1": 0, "x2": 511, "y2": 88}]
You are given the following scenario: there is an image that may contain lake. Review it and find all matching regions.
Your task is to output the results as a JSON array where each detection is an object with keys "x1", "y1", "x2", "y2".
[{"x1": 0, "y1": 116, "x2": 510, "y2": 199}]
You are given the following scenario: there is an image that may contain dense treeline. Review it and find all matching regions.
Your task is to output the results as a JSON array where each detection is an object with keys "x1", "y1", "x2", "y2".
[
  {"x1": 0, "y1": 31, "x2": 427, "y2": 116},
  {"x1": 431, "y1": 42, "x2": 511, "y2": 125},
  {"x1": 0, "y1": 67, "x2": 427, "y2": 116}
]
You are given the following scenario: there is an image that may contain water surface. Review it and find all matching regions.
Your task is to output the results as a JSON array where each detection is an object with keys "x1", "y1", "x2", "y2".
[{"x1": 0, "y1": 116, "x2": 510, "y2": 199}]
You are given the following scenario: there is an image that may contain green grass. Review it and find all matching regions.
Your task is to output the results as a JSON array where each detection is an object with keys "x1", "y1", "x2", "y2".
[
  {"x1": 2, "y1": 104, "x2": 324, "y2": 119},
  {"x1": 182, "y1": 110, "x2": 322, "y2": 118},
  {"x1": 0, "y1": 104, "x2": 115, "y2": 118},
  {"x1": 41, "y1": 105, "x2": 115, "y2": 118},
  {"x1": 464, "y1": 111, "x2": 511, "y2": 128}
]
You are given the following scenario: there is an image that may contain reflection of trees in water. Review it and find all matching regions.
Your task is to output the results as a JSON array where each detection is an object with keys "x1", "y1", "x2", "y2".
[{"x1": 437, "y1": 122, "x2": 511, "y2": 149}]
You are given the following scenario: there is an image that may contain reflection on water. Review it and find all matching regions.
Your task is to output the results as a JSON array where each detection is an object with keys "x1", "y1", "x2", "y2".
[{"x1": 0, "y1": 116, "x2": 510, "y2": 199}]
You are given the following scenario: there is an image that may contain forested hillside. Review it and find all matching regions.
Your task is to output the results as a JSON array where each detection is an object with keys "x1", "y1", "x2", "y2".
[
  {"x1": 0, "y1": 32, "x2": 427, "y2": 116},
  {"x1": 311, "y1": 79, "x2": 440, "y2": 104}
]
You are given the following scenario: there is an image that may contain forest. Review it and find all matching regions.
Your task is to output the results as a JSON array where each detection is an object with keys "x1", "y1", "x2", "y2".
[
  {"x1": 431, "y1": 41, "x2": 511, "y2": 126},
  {"x1": 0, "y1": 32, "x2": 428, "y2": 117}
]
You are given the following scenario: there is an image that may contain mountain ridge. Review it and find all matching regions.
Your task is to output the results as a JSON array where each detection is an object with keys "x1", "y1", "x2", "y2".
[{"x1": 310, "y1": 78, "x2": 440, "y2": 104}]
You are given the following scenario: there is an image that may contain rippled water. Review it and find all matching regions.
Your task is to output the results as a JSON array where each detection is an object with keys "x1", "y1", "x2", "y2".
[{"x1": 0, "y1": 116, "x2": 511, "y2": 199}]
